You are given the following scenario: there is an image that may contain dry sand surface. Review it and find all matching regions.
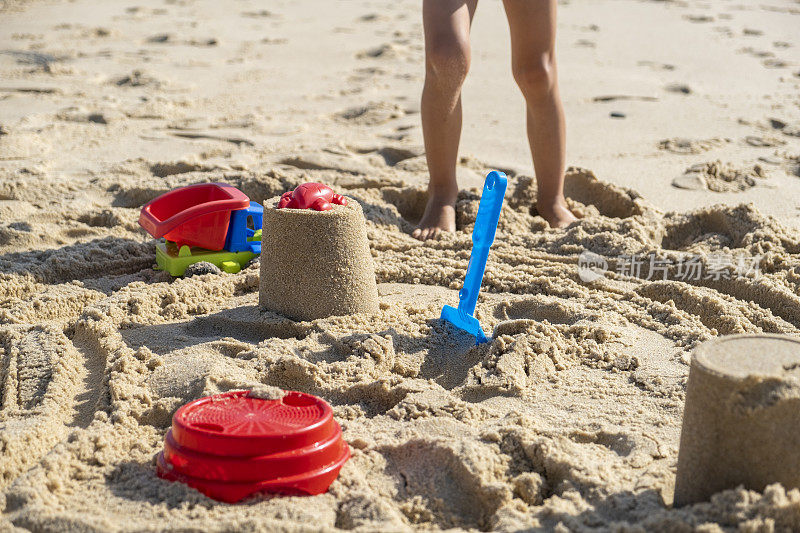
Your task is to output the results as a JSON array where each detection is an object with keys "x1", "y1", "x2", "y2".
[{"x1": 1, "y1": 0, "x2": 800, "y2": 531}]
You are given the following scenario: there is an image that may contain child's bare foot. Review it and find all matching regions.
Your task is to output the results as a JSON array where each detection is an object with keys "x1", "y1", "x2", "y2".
[
  {"x1": 537, "y1": 197, "x2": 577, "y2": 229},
  {"x1": 411, "y1": 189, "x2": 457, "y2": 241}
]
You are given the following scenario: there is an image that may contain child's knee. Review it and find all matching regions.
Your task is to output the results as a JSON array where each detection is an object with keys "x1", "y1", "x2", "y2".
[
  {"x1": 512, "y1": 54, "x2": 556, "y2": 100},
  {"x1": 425, "y1": 36, "x2": 470, "y2": 88}
]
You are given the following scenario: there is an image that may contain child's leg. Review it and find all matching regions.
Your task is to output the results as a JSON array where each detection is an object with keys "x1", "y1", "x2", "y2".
[
  {"x1": 414, "y1": 0, "x2": 478, "y2": 241},
  {"x1": 502, "y1": 0, "x2": 576, "y2": 228}
]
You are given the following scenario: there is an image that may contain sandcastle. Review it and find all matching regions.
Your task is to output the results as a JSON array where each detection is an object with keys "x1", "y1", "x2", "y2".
[
  {"x1": 259, "y1": 194, "x2": 379, "y2": 321},
  {"x1": 674, "y1": 334, "x2": 800, "y2": 506}
]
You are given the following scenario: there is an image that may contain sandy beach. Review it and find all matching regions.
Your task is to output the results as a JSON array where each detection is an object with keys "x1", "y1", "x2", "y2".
[{"x1": 1, "y1": 0, "x2": 800, "y2": 530}]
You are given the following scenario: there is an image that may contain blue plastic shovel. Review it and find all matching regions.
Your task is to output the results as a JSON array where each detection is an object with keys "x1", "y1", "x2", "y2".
[{"x1": 440, "y1": 171, "x2": 507, "y2": 343}]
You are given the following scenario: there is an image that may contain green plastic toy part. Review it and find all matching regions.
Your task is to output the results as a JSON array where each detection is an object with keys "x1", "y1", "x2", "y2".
[{"x1": 155, "y1": 229, "x2": 261, "y2": 277}]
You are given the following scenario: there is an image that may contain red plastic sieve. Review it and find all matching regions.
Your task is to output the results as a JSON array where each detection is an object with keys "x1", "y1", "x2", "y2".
[
  {"x1": 156, "y1": 448, "x2": 350, "y2": 503},
  {"x1": 162, "y1": 425, "x2": 347, "y2": 482},
  {"x1": 170, "y1": 390, "x2": 338, "y2": 456},
  {"x1": 157, "y1": 390, "x2": 350, "y2": 502}
]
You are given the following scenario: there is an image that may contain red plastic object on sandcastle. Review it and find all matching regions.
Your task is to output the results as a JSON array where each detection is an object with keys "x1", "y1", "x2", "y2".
[
  {"x1": 278, "y1": 183, "x2": 348, "y2": 211},
  {"x1": 139, "y1": 183, "x2": 251, "y2": 251},
  {"x1": 156, "y1": 390, "x2": 350, "y2": 503}
]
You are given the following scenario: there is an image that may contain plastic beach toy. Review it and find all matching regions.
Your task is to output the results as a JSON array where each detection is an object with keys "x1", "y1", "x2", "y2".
[
  {"x1": 440, "y1": 171, "x2": 507, "y2": 344},
  {"x1": 138, "y1": 183, "x2": 263, "y2": 276},
  {"x1": 278, "y1": 183, "x2": 348, "y2": 211},
  {"x1": 139, "y1": 183, "x2": 250, "y2": 251},
  {"x1": 157, "y1": 390, "x2": 350, "y2": 503}
]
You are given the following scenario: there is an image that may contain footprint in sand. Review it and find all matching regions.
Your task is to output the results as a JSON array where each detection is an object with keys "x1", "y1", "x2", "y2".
[
  {"x1": 240, "y1": 9, "x2": 276, "y2": 18},
  {"x1": 187, "y1": 37, "x2": 218, "y2": 47},
  {"x1": 672, "y1": 161, "x2": 768, "y2": 192},
  {"x1": 278, "y1": 152, "x2": 377, "y2": 175},
  {"x1": 357, "y1": 13, "x2": 387, "y2": 23},
  {"x1": 349, "y1": 144, "x2": 425, "y2": 170},
  {"x1": 347, "y1": 66, "x2": 387, "y2": 83},
  {"x1": 665, "y1": 83, "x2": 692, "y2": 95},
  {"x1": 334, "y1": 101, "x2": 407, "y2": 125},
  {"x1": 739, "y1": 49, "x2": 794, "y2": 69},
  {"x1": 745, "y1": 135, "x2": 786, "y2": 148},
  {"x1": 758, "y1": 155, "x2": 783, "y2": 166},
  {"x1": 146, "y1": 33, "x2": 172, "y2": 43},
  {"x1": 712, "y1": 26, "x2": 734, "y2": 38},
  {"x1": 637, "y1": 60, "x2": 675, "y2": 71},
  {"x1": 111, "y1": 70, "x2": 165, "y2": 89},
  {"x1": 768, "y1": 118, "x2": 800, "y2": 138},
  {"x1": 740, "y1": 117, "x2": 800, "y2": 140},
  {"x1": 592, "y1": 95, "x2": 658, "y2": 103},
  {"x1": 1, "y1": 50, "x2": 69, "y2": 74},
  {"x1": 0, "y1": 324, "x2": 103, "y2": 489},
  {"x1": 683, "y1": 14, "x2": 714, "y2": 23},
  {"x1": 145, "y1": 34, "x2": 217, "y2": 47},
  {"x1": 147, "y1": 160, "x2": 216, "y2": 178},
  {"x1": 738, "y1": 47, "x2": 774, "y2": 59},
  {"x1": 56, "y1": 105, "x2": 125, "y2": 124},
  {"x1": 762, "y1": 58, "x2": 792, "y2": 69},
  {"x1": 659, "y1": 137, "x2": 729, "y2": 155},
  {"x1": 261, "y1": 37, "x2": 287, "y2": 45},
  {"x1": 356, "y1": 43, "x2": 410, "y2": 60}
]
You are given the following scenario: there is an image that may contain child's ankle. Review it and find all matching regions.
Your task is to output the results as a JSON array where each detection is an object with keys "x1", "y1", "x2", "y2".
[
  {"x1": 428, "y1": 182, "x2": 459, "y2": 202},
  {"x1": 537, "y1": 194, "x2": 568, "y2": 209}
]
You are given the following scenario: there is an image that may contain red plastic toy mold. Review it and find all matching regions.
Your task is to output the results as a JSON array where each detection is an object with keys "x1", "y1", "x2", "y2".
[
  {"x1": 277, "y1": 183, "x2": 347, "y2": 211},
  {"x1": 139, "y1": 183, "x2": 250, "y2": 251},
  {"x1": 157, "y1": 390, "x2": 350, "y2": 503}
]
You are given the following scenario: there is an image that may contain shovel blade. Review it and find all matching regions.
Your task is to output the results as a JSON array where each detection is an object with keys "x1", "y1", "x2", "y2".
[{"x1": 440, "y1": 305, "x2": 488, "y2": 344}]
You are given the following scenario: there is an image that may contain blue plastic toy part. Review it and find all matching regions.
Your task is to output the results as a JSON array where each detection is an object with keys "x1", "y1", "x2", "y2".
[
  {"x1": 440, "y1": 171, "x2": 508, "y2": 344},
  {"x1": 224, "y1": 202, "x2": 263, "y2": 254}
]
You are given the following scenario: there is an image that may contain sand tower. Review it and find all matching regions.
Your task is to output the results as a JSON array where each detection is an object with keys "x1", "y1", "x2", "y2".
[
  {"x1": 674, "y1": 334, "x2": 800, "y2": 506},
  {"x1": 259, "y1": 193, "x2": 379, "y2": 321}
]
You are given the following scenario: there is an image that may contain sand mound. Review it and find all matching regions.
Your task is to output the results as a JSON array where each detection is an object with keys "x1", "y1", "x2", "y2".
[{"x1": 1, "y1": 164, "x2": 800, "y2": 531}]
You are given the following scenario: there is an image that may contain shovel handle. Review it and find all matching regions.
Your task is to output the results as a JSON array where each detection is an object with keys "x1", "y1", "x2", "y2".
[{"x1": 456, "y1": 171, "x2": 507, "y2": 315}]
